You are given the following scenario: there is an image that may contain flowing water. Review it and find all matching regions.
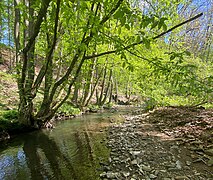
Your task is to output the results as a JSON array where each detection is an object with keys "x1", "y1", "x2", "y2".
[{"x1": 0, "y1": 109, "x2": 128, "y2": 180}]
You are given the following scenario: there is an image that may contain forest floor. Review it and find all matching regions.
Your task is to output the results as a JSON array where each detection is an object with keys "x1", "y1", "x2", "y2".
[{"x1": 100, "y1": 106, "x2": 213, "y2": 180}]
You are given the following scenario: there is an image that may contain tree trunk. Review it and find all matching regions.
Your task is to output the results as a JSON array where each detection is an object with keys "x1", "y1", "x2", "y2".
[
  {"x1": 108, "y1": 75, "x2": 114, "y2": 104},
  {"x1": 85, "y1": 67, "x2": 104, "y2": 106},
  {"x1": 100, "y1": 69, "x2": 112, "y2": 106},
  {"x1": 15, "y1": 0, "x2": 51, "y2": 126},
  {"x1": 97, "y1": 64, "x2": 107, "y2": 105},
  {"x1": 81, "y1": 57, "x2": 96, "y2": 106}
]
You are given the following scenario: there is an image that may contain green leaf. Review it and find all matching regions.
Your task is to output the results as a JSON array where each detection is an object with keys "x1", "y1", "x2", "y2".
[
  {"x1": 125, "y1": 24, "x2": 130, "y2": 30},
  {"x1": 120, "y1": 16, "x2": 126, "y2": 26},
  {"x1": 128, "y1": 65, "x2": 134, "y2": 72},
  {"x1": 163, "y1": 24, "x2": 167, "y2": 31},
  {"x1": 121, "y1": 52, "x2": 127, "y2": 60},
  {"x1": 118, "y1": 26, "x2": 122, "y2": 34},
  {"x1": 141, "y1": 17, "x2": 152, "y2": 28},
  {"x1": 136, "y1": 35, "x2": 141, "y2": 43},
  {"x1": 143, "y1": 37, "x2": 150, "y2": 49},
  {"x1": 122, "y1": 62, "x2": 126, "y2": 68},
  {"x1": 151, "y1": 21, "x2": 158, "y2": 29},
  {"x1": 114, "y1": 9, "x2": 124, "y2": 19},
  {"x1": 185, "y1": 51, "x2": 191, "y2": 56}
]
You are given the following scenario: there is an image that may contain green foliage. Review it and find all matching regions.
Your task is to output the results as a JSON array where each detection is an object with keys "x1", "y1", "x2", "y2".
[
  {"x1": 2, "y1": 110, "x2": 18, "y2": 120},
  {"x1": 104, "y1": 102, "x2": 114, "y2": 109},
  {"x1": 88, "y1": 104, "x2": 101, "y2": 112},
  {"x1": 0, "y1": 0, "x2": 210, "y2": 128},
  {"x1": 143, "y1": 98, "x2": 158, "y2": 111},
  {"x1": 0, "y1": 110, "x2": 25, "y2": 132},
  {"x1": 58, "y1": 103, "x2": 80, "y2": 115}
]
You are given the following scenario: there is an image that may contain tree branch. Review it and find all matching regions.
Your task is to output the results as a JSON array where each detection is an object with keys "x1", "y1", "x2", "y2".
[
  {"x1": 100, "y1": 0, "x2": 124, "y2": 25},
  {"x1": 22, "y1": 0, "x2": 51, "y2": 54},
  {"x1": 84, "y1": 13, "x2": 203, "y2": 60},
  {"x1": 32, "y1": 0, "x2": 61, "y2": 92}
]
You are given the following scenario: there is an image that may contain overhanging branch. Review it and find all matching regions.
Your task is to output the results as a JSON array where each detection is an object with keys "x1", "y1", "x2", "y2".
[{"x1": 84, "y1": 13, "x2": 203, "y2": 60}]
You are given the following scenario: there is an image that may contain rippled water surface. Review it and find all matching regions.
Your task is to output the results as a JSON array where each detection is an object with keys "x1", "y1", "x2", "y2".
[{"x1": 0, "y1": 109, "x2": 128, "y2": 180}]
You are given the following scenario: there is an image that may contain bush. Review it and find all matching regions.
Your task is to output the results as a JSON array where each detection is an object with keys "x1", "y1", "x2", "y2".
[
  {"x1": 143, "y1": 98, "x2": 158, "y2": 111},
  {"x1": 103, "y1": 102, "x2": 114, "y2": 109},
  {"x1": 88, "y1": 104, "x2": 100, "y2": 112},
  {"x1": 58, "y1": 103, "x2": 81, "y2": 115},
  {"x1": 2, "y1": 110, "x2": 18, "y2": 120},
  {"x1": 0, "y1": 110, "x2": 27, "y2": 133}
]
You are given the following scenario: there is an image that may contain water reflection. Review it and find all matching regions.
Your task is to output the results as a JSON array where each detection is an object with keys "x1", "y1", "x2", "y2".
[
  {"x1": 22, "y1": 132, "x2": 77, "y2": 180},
  {"x1": 0, "y1": 111, "x2": 116, "y2": 180}
]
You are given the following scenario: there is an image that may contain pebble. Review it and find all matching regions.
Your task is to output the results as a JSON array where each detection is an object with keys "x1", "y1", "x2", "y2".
[
  {"x1": 106, "y1": 172, "x2": 118, "y2": 179},
  {"x1": 175, "y1": 176, "x2": 189, "y2": 180},
  {"x1": 123, "y1": 172, "x2": 130, "y2": 177},
  {"x1": 175, "y1": 160, "x2": 182, "y2": 170},
  {"x1": 100, "y1": 110, "x2": 211, "y2": 179},
  {"x1": 185, "y1": 161, "x2": 191, "y2": 166},
  {"x1": 130, "y1": 150, "x2": 141, "y2": 156},
  {"x1": 149, "y1": 174, "x2": 157, "y2": 179},
  {"x1": 131, "y1": 159, "x2": 138, "y2": 165},
  {"x1": 140, "y1": 164, "x2": 152, "y2": 172}
]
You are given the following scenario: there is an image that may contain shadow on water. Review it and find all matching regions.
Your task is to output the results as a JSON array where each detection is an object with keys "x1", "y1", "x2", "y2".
[{"x1": 22, "y1": 131, "x2": 77, "y2": 180}]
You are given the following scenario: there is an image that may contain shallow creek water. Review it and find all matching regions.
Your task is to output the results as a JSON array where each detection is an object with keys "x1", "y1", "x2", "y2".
[{"x1": 0, "y1": 108, "x2": 130, "y2": 180}]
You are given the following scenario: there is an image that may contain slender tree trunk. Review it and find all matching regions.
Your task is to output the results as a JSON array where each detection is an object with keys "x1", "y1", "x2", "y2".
[
  {"x1": 72, "y1": 76, "x2": 81, "y2": 103},
  {"x1": 85, "y1": 67, "x2": 103, "y2": 106},
  {"x1": 108, "y1": 75, "x2": 114, "y2": 104},
  {"x1": 97, "y1": 64, "x2": 107, "y2": 105},
  {"x1": 114, "y1": 77, "x2": 118, "y2": 103},
  {"x1": 81, "y1": 57, "x2": 96, "y2": 106},
  {"x1": 100, "y1": 69, "x2": 112, "y2": 106}
]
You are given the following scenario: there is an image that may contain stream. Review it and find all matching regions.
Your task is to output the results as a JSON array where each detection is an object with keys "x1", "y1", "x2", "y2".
[{"x1": 0, "y1": 108, "x2": 131, "y2": 180}]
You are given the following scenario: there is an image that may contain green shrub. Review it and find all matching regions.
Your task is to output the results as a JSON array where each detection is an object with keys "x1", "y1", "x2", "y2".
[
  {"x1": 58, "y1": 103, "x2": 80, "y2": 115},
  {"x1": 0, "y1": 110, "x2": 28, "y2": 133},
  {"x1": 143, "y1": 98, "x2": 158, "y2": 111},
  {"x1": 2, "y1": 110, "x2": 18, "y2": 120},
  {"x1": 104, "y1": 102, "x2": 114, "y2": 109},
  {"x1": 88, "y1": 104, "x2": 100, "y2": 112}
]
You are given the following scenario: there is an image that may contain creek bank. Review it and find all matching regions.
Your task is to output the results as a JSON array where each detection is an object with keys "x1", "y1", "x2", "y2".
[
  {"x1": 0, "y1": 105, "x2": 119, "y2": 142},
  {"x1": 100, "y1": 106, "x2": 213, "y2": 179}
]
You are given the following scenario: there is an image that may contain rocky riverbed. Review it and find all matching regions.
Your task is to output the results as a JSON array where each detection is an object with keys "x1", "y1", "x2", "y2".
[{"x1": 100, "y1": 107, "x2": 213, "y2": 180}]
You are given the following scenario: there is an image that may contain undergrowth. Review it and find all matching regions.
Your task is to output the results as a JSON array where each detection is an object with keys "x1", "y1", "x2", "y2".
[
  {"x1": 57, "y1": 103, "x2": 81, "y2": 115},
  {"x1": 0, "y1": 110, "x2": 25, "y2": 133}
]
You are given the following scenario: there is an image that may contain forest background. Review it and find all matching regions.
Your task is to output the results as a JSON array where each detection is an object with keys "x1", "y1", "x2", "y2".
[{"x1": 0, "y1": 0, "x2": 212, "y2": 129}]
